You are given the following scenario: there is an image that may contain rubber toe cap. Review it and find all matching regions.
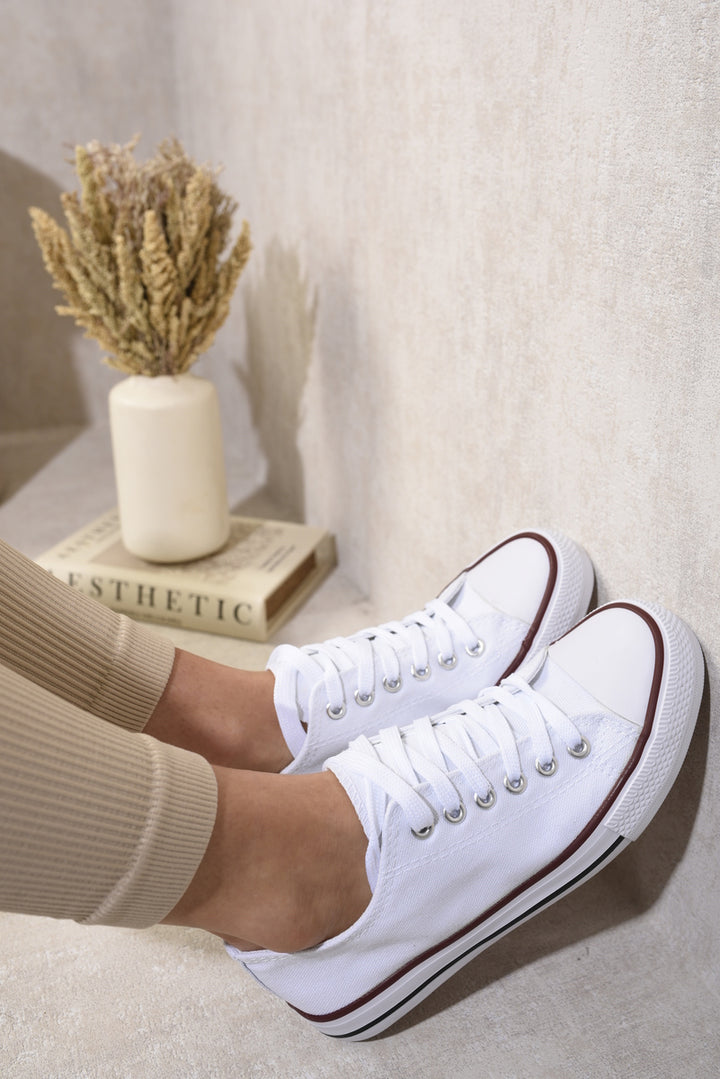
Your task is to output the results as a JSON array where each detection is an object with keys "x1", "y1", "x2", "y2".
[
  {"x1": 548, "y1": 603, "x2": 659, "y2": 726},
  {"x1": 466, "y1": 534, "x2": 553, "y2": 624}
]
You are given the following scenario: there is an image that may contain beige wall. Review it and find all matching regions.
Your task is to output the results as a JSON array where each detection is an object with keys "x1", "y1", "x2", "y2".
[
  {"x1": 174, "y1": 0, "x2": 720, "y2": 993},
  {"x1": 173, "y1": 2, "x2": 719, "y2": 614},
  {"x1": 0, "y1": 0, "x2": 177, "y2": 430},
  {"x1": 2, "y1": 0, "x2": 719, "y2": 1004}
]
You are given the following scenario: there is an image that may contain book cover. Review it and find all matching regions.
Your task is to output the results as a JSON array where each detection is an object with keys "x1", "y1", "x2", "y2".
[{"x1": 37, "y1": 508, "x2": 336, "y2": 641}]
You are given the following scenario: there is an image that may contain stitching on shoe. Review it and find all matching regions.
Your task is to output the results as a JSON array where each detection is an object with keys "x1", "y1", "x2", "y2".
[{"x1": 293, "y1": 604, "x2": 664, "y2": 1023}]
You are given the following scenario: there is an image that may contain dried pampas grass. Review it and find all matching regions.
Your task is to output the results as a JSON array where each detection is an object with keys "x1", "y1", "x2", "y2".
[{"x1": 30, "y1": 136, "x2": 252, "y2": 376}]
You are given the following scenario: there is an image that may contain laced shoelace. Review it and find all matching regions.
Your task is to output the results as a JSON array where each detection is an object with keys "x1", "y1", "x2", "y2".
[
  {"x1": 332, "y1": 673, "x2": 592, "y2": 838},
  {"x1": 272, "y1": 596, "x2": 486, "y2": 721}
]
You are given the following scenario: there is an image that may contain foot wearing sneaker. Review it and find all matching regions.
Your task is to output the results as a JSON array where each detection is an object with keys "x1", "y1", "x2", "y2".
[
  {"x1": 270, "y1": 530, "x2": 594, "y2": 774},
  {"x1": 229, "y1": 600, "x2": 704, "y2": 1040}
]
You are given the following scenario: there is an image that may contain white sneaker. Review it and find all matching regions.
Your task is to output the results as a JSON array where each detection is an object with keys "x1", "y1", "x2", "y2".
[
  {"x1": 270, "y1": 530, "x2": 594, "y2": 773},
  {"x1": 230, "y1": 600, "x2": 704, "y2": 1040}
]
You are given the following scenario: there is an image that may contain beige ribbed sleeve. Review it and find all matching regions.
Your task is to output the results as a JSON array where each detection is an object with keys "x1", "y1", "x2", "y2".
[
  {"x1": 0, "y1": 664, "x2": 218, "y2": 927},
  {"x1": 0, "y1": 536, "x2": 175, "y2": 733}
]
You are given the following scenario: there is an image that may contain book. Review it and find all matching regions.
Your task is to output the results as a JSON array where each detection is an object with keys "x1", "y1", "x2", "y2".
[{"x1": 37, "y1": 508, "x2": 336, "y2": 641}]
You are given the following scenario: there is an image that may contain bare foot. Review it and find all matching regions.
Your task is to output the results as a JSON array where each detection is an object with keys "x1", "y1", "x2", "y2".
[
  {"x1": 163, "y1": 767, "x2": 371, "y2": 952},
  {"x1": 145, "y1": 650, "x2": 293, "y2": 773}
]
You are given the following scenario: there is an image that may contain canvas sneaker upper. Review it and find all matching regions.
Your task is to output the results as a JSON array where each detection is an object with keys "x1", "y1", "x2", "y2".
[
  {"x1": 231, "y1": 600, "x2": 704, "y2": 1040},
  {"x1": 270, "y1": 529, "x2": 594, "y2": 774}
]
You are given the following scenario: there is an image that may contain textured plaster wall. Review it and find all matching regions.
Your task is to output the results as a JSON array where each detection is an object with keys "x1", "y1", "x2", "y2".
[
  {"x1": 173, "y1": 1, "x2": 719, "y2": 609},
  {"x1": 0, "y1": 0, "x2": 179, "y2": 431},
  {"x1": 172, "y1": 0, "x2": 720, "y2": 993}
]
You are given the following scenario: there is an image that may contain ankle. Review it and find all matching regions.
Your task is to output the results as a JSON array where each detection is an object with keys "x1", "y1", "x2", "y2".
[
  {"x1": 163, "y1": 767, "x2": 371, "y2": 953},
  {"x1": 145, "y1": 651, "x2": 293, "y2": 772}
]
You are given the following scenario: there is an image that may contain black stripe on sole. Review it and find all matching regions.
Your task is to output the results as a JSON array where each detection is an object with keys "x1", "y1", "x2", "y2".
[{"x1": 321, "y1": 834, "x2": 627, "y2": 1040}]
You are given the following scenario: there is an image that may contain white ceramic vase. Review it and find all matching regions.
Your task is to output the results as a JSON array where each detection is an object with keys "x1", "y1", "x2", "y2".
[{"x1": 109, "y1": 373, "x2": 231, "y2": 563}]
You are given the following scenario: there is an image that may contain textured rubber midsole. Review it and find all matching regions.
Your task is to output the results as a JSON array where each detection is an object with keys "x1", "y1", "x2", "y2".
[{"x1": 309, "y1": 826, "x2": 630, "y2": 1040}]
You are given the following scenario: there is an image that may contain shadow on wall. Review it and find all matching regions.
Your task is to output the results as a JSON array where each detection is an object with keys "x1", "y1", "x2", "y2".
[
  {"x1": 239, "y1": 239, "x2": 317, "y2": 521},
  {"x1": 0, "y1": 150, "x2": 88, "y2": 432}
]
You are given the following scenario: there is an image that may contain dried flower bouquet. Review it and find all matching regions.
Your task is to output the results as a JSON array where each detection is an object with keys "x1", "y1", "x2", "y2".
[{"x1": 30, "y1": 136, "x2": 252, "y2": 377}]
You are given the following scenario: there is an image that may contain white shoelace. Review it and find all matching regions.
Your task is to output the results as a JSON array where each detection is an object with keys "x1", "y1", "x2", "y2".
[
  {"x1": 272, "y1": 597, "x2": 485, "y2": 721},
  {"x1": 332, "y1": 673, "x2": 591, "y2": 838}
]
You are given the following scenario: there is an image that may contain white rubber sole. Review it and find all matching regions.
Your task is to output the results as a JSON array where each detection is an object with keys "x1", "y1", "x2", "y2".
[
  {"x1": 309, "y1": 828, "x2": 632, "y2": 1040},
  {"x1": 526, "y1": 530, "x2": 595, "y2": 656}
]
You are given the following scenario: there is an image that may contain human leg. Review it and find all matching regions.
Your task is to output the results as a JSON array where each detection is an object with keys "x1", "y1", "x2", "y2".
[
  {"x1": 0, "y1": 662, "x2": 217, "y2": 926},
  {"x1": 144, "y1": 653, "x2": 289, "y2": 772},
  {"x1": 0, "y1": 536, "x2": 174, "y2": 734},
  {"x1": 0, "y1": 662, "x2": 368, "y2": 945},
  {"x1": 0, "y1": 536, "x2": 284, "y2": 768},
  {"x1": 162, "y1": 766, "x2": 370, "y2": 952}
]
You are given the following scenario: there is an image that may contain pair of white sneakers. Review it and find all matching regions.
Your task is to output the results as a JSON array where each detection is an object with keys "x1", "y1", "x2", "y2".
[{"x1": 227, "y1": 530, "x2": 704, "y2": 1041}]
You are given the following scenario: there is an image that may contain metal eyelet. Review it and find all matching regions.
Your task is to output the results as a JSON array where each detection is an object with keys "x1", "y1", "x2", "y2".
[
  {"x1": 465, "y1": 640, "x2": 485, "y2": 657},
  {"x1": 353, "y1": 689, "x2": 375, "y2": 707},
  {"x1": 443, "y1": 801, "x2": 466, "y2": 824},
  {"x1": 438, "y1": 652, "x2": 458, "y2": 670},
  {"x1": 567, "y1": 737, "x2": 591, "y2": 759},
  {"x1": 535, "y1": 757, "x2": 558, "y2": 777},
  {"x1": 326, "y1": 702, "x2": 346, "y2": 720},
  {"x1": 504, "y1": 773, "x2": 527, "y2": 794},
  {"x1": 474, "y1": 787, "x2": 496, "y2": 809},
  {"x1": 411, "y1": 664, "x2": 431, "y2": 681},
  {"x1": 412, "y1": 822, "x2": 435, "y2": 839},
  {"x1": 382, "y1": 675, "x2": 402, "y2": 693}
]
